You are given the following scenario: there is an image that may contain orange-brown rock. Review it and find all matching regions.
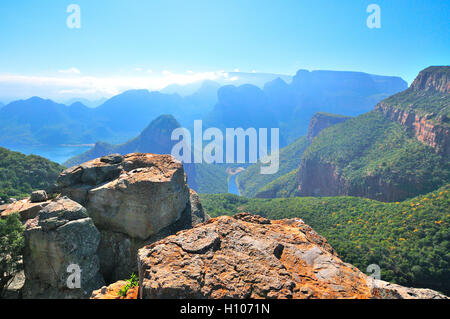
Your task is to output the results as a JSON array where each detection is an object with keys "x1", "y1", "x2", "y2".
[
  {"x1": 376, "y1": 102, "x2": 449, "y2": 157},
  {"x1": 91, "y1": 281, "x2": 138, "y2": 299},
  {"x1": 137, "y1": 213, "x2": 447, "y2": 299},
  {"x1": 0, "y1": 198, "x2": 51, "y2": 221}
]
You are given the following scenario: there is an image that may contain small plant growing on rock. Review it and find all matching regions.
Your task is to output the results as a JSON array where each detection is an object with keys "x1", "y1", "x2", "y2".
[
  {"x1": 0, "y1": 213, "x2": 24, "y2": 297},
  {"x1": 118, "y1": 273, "x2": 139, "y2": 298}
]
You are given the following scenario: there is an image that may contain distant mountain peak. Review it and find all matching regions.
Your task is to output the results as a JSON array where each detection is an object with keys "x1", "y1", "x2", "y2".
[{"x1": 410, "y1": 66, "x2": 450, "y2": 93}]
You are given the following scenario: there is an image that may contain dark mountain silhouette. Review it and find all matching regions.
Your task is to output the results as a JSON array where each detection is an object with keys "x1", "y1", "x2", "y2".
[
  {"x1": 204, "y1": 70, "x2": 407, "y2": 146},
  {"x1": 0, "y1": 97, "x2": 113, "y2": 146}
]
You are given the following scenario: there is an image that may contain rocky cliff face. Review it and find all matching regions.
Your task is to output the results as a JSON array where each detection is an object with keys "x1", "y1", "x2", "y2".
[
  {"x1": 137, "y1": 213, "x2": 447, "y2": 299},
  {"x1": 306, "y1": 113, "x2": 352, "y2": 143},
  {"x1": 409, "y1": 66, "x2": 450, "y2": 93},
  {"x1": 375, "y1": 102, "x2": 449, "y2": 157},
  {"x1": 7, "y1": 152, "x2": 209, "y2": 298},
  {"x1": 295, "y1": 67, "x2": 449, "y2": 202},
  {"x1": 296, "y1": 160, "x2": 415, "y2": 202},
  {"x1": 375, "y1": 66, "x2": 449, "y2": 156}
]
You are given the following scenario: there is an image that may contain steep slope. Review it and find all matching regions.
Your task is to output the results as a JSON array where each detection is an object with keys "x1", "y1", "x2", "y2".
[
  {"x1": 64, "y1": 115, "x2": 181, "y2": 167},
  {"x1": 297, "y1": 111, "x2": 449, "y2": 201},
  {"x1": 64, "y1": 115, "x2": 228, "y2": 194},
  {"x1": 375, "y1": 66, "x2": 449, "y2": 156},
  {"x1": 238, "y1": 112, "x2": 351, "y2": 198},
  {"x1": 238, "y1": 137, "x2": 309, "y2": 197},
  {"x1": 306, "y1": 112, "x2": 352, "y2": 142},
  {"x1": 200, "y1": 184, "x2": 450, "y2": 295},
  {"x1": 296, "y1": 67, "x2": 449, "y2": 202},
  {"x1": 0, "y1": 147, "x2": 64, "y2": 200}
]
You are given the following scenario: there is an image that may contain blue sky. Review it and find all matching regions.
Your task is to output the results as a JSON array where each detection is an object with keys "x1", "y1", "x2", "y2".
[{"x1": 0, "y1": 0, "x2": 448, "y2": 101}]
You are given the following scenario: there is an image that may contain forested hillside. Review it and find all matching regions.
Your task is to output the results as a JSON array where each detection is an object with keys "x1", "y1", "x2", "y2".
[
  {"x1": 0, "y1": 147, "x2": 64, "y2": 201},
  {"x1": 200, "y1": 184, "x2": 450, "y2": 294}
]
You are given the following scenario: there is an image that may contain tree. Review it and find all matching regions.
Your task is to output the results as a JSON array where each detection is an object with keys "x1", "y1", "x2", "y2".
[{"x1": 0, "y1": 213, "x2": 24, "y2": 297}]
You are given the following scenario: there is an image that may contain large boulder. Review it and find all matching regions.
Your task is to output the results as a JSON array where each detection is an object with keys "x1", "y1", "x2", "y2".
[
  {"x1": 30, "y1": 190, "x2": 48, "y2": 203},
  {"x1": 137, "y1": 213, "x2": 448, "y2": 299},
  {"x1": 22, "y1": 197, "x2": 104, "y2": 298},
  {"x1": 55, "y1": 153, "x2": 206, "y2": 283}
]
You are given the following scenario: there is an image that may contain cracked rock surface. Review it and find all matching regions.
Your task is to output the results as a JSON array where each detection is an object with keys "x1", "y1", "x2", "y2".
[{"x1": 137, "y1": 213, "x2": 448, "y2": 299}]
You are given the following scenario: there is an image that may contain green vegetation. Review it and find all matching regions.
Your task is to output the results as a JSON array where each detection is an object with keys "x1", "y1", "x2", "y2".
[
  {"x1": 254, "y1": 169, "x2": 298, "y2": 198},
  {"x1": 0, "y1": 213, "x2": 24, "y2": 297},
  {"x1": 200, "y1": 184, "x2": 450, "y2": 294},
  {"x1": 0, "y1": 147, "x2": 65, "y2": 200},
  {"x1": 118, "y1": 273, "x2": 139, "y2": 298},
  {"x1": 238, "y1": 136, "x2": 309, "y2": 197},
  {"x1": 301, "y1": 111, "x2": 449, "y2": 200},
  {"x1": 383, "y1": 66, "x2": 449, "y2": 122},
  {"x1": 383, "y1": 89, "x2": 449, "y2": 122},
  {"x1": 191, "y1": 163, "x2": 228, "y2": 194}
]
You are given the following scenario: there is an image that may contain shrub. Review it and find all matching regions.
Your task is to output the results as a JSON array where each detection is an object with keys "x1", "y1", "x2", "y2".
[{"x1": 0, "y1": 213, "x2": 24, "y2": 297}]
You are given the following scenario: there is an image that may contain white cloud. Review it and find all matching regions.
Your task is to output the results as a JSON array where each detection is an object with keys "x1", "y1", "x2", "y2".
[
  {"x1": 58, "y1": 67, "x2": 81, "y2": 75},
  {"x1": 0, "y1": 70, "x2": 231, "y2": 101},
  {"x1": 233, "y1": 68, "x2": 240, "y2": 72},
  {"x1": 147, "y1": 69, "x2": 153, "y2": 74}
]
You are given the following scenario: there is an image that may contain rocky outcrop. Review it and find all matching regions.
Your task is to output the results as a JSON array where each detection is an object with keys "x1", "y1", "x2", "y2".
[
  {"x1": 409, "y1": 66, "x2": 450, "y2": 93},
  {"x1": 306, "y1": 112, "x2": 351, "y2": 143},
  {"x1": 1, "y1": 198, "x2": 51, "y2": 221},
  {"x1": 376, "y1": 102, "x2": 449, "y2": 157},
  {"x1": 137, "y1": 213, "x2": 447, "y2": 299},
  {"x1": 91, "y1": 280, "x2": 138, "y2": 299},
  {"x1": 22, "y1": 197, "x2": 104, "y2": 298},
  {"x1": 55, "y1": 152, "x2": 207, "y2": 283},
  {"x1": 30, "y1": 190, "x2": 48, "y2": 203},
  {"x1": 375, "y1": 66, "x2": 449, "y2": 156},
  {"x1": 368, "y1": 279, "x2": 448, "y2": 299}
]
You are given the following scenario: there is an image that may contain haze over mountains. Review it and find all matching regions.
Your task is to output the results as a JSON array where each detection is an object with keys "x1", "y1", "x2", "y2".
[
  {"x1": 0, "y1": 69, "x2": 407, "y2": 153},
  {"x1": 204, "y1": 70, "x2": 407, "y2": 145}
]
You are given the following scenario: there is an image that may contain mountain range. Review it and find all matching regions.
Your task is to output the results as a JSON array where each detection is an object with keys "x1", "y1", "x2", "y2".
[
  {"x1": 239, "y1": 66, "x2": 449, "y2": 202},
  {"x1": 0, "y1": 69, "x2": 407, "y2": 152},
  {"x1": 204, "y1": 70, "x2": 407, "y2": 146}
]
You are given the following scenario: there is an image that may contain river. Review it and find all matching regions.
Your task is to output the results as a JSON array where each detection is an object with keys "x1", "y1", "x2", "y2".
[
  {"x1": 228, "y1": 173, "x2": 241, "y2": 195},
  {"x1": 3, "y1": 145, "x2": 92, "y2": 164}
]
